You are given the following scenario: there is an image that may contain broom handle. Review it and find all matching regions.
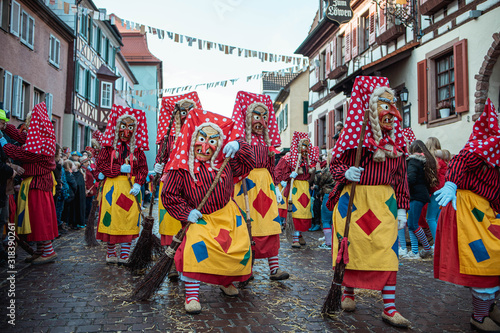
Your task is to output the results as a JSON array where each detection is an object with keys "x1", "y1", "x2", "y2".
[
  {"x1": 287, "y1": 155, "x2": 302, "y2": 205},
  {"x1": 148, "y1": 106, "x2": 178, "y2": 217},
  {"x1": 123, "y1": 157, "x2": 145, "y2": 219},
  {"x1": 241, "y1": 178, "x2": 254, "y2": 244},
  {"x1": 342, "y1": 109, "x2": 370, "y2": 239}
]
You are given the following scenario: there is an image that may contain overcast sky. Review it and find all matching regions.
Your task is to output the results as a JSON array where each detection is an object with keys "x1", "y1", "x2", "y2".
[{"x1": 93, "y1": 0, "x2": 318, "y2": 116}]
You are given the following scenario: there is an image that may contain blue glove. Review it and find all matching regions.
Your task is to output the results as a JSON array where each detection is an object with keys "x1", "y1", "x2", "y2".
[
  {"x1": 98, "y1": 172, "x2": 105, "y2": 180},
  {"x1": 129, "y1": 183, "x2": 141, "y2": 196},
  {"x1": 120, "y1": 164, "x2": 131, "y2": 173},
  {"x1": 187, "y1": 209, "x2": 202, "y2": 223},
  {"x1": 290, "y1": 171, "x2": 298, "y2": 179},
  {"x1": 223, "y1": 141, "x2": 240, "y2": 158},
  {"x1": 280, "y1": 180, "x2": 287, "y2": 188},
  {"x1": 0, "y1": 137, "x2": 7, "y2": 147},
  {"x1": 435, "y1": 181, "x2": 457, "y2": 210}
]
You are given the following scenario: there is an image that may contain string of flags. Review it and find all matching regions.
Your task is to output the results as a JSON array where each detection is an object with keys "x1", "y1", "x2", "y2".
[{"x1": 45, "y1": 0, "x2": 308, "y2": 67}]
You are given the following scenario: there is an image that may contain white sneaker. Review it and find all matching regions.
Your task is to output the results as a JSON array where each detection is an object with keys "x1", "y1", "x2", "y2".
[
  {"x1": 318, "y1": 243, "x2": 331, "y2": 249},
  {"x1": 318, "y1": 236, "x2": 325, "y2": 241},
  {"x1": 398, "y1": 248, "x2": 408, "y2": 257},
  {"x1": 402, "y1": 251, "x2": 420, "y2": 260}
]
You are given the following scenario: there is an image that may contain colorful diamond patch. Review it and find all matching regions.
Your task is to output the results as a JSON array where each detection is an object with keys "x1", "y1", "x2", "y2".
[
  {"x1": 253, "y1": 189, "x2": 273, "y2": 218},
  {"x1": 385, "y1": 195, "x2": 398, "y2": 219},
  {"x1": 471, "y1": 208, "x2": 485, "y2": 223},
  {"x1": 338, "y1": 192, "x2": 357, "y2": 219},
  {"x1": 192, "y1": 241, "x2": 209, "y2": 263},
  {"x1": 356, "y1": 209, "x2": 381, "y2": 236},
  {"x1": 105, "y1": 185, "x2": 114, "y2": 206},
  {"x1": 298, "y1": 193, "x2": 310, "y2": 208},
  {"x1": 116, "y1": 194, "x2": 133, "y2": 212},
  {"x1": 215, "y1": 229, "x2": 232, "y2": 253},
  {"x1": 468, "y1": 239, "x2": 490, "y2": 263}
]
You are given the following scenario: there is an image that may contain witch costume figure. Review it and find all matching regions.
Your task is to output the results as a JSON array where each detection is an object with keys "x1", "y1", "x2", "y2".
[
  {"x1": 326, "y1": 76, "x2": 410, "y2": 328},
  {"x1": 96, "y1": 105, "x2": 149, "y2": 265},
  {"x1": 231, "y1": 91, "x2": 289, "y2": 281},
  {"x1": 2, "y1": 102, "x2": 58, "y2": 264},
  {"x1": 275, "y1": 131, "x2": 319, "y2": 248},
  {"x1": 161, "y1": 109, "x2": 255, "y2": 314},
  {"x1": 434, "y1": 99, "x2": 500, "y2": 332}
]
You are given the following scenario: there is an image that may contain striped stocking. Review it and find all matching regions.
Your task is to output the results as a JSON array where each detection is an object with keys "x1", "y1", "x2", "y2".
[
  {"x1": 268, "y1": 256, "x2": 279, "y2": 274},
  {"x1": 120, "y1": 242, "x2": 131, "y2": 260},
  {"x1": 472, "y1": 294, "x2": 495, "y2": 322},
  {"x1": 409, "y1": 229, "x2": 419, "y2": 253},
  {"x1": 292, "y1": 231, "x2": 300, "y2": 243},
  {"x1": 413, "y1": 227, "x2": 431, "y2": 251},
  {"x1": 35, "y1": 242, "x2": 43, "y2": 255},
  {"x1": 40, "y1": 241, "x2": 55, "y2": 257},
  {"x1": 382, "y1": 285, "x2": 397, "y2": 316},
  {"x1": 398, "y1": 229, "x2": 406, "y2": 250},
  {"x1": 185, "y1": 281, "x2": 200, "y2": 303},
  {"x1": 107, "y1": 243, "x2": 117, "y2": 258},
  {"x1": 342, "y1": 287, "x2": 355, "y2": 301}
]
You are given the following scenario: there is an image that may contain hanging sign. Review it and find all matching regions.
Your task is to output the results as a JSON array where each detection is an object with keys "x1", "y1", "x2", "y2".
[{"x1": 325, "y1": 0, "x2": 353, "y2": 25}]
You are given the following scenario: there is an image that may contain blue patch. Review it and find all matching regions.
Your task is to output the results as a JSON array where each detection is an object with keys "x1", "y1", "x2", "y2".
[
  {"x1": 17, "y1": 210, "x2": 25, "y2": 227},
  {"x1": 137, "y1": 216, "x2": 140, "y2": 227},
  {"x1": 236, "y1": 178, "x2": 257, "y2": 196},
  {"x1": 192, "y1": 241, "x2": 209, "y2": 263},
  {"x1": 338, "y1": 192, "x2": 357, "y2": 219},
  {"x1": 292, "y1": 204, "x2": 297, "y2": 213},
  {"x1": 392, "y1": 237, "x2": 399, "y2": 258},
  {"x1": 469, "y1": 239, "x2": 490, "y2": 263},
  {"x1": 105, "y1": 185, "x2": 114, "y2": 206},
  {"x1": 236, "y1": 215, "x2": 242, "y2": 227},
  {"x1": 273, "y1": 215, "x2": 281, "y2": 223}
]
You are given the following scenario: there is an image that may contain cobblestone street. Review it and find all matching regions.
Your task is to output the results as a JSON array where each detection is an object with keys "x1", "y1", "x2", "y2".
[{"x1": 0, "y1": 207, "x2": 473, "y2": 333}]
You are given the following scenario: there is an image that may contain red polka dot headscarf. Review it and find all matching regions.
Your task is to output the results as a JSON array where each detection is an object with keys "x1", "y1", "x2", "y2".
[
  {"x1": 231, "y1": 91, "x2": 281, "y2": 151},
  {"x1": 464, "y1": 98, "x2": 500, "y2": 167},
  {"x1": 165, "y1": 109, "x2": 239, "y2": 185},
  {"x1": 24, "y1": 102, "x2": 56, "y2": 156},
  {"x1": 402, "y1": 128, "x2": 416, "y2": 145},
  {"x1": 101, "y1": 104, "x2": 149, "y2": 152},
  {"x1": 157, "y1": 92, "x2": 203, "y2": 144},
  {"x1": 92, "y1": 130, "x2": 103, "y2": 144},
  {"x1": 332, "y1": 76, "x2": 406, "y2": 161},
  {"x1": 283, "y1": 131, "x2": 318, "y2": 170}
]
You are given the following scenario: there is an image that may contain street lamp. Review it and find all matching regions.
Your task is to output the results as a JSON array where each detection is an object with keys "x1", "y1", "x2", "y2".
[{"x1": 400, "y1": 87, "x2": 409, "y2": 103}]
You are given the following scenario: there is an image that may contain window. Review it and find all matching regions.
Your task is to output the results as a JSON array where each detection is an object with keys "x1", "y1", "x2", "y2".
[
  {"x1": 436, "y1": 52, "x2": 455, "y2": 118},
  {"x1": 89, "y1": 74, "x2": 97, "y2": 104},
  {"x1": 339, "y1": 34, "x2": 345, "y2": 65},
  {"x1": 1, "y1": 0, "x2": 10, "y2": 31},
  {"x1": 11, "y1": 75, "x2": 22, "y2": 118},
  {"x1": 283, "y1": 104, "x2": 288, "y2": 130},
  {"x1": 320, "y1": 50, "x2": 326, "y2": 81},
  {"x1": 77, "y1": 64, "x2": 86, "y2": 97},
  {"x1": 49, "y1": 35, "x2": 60, "y2": 67},
  {"x1": 80, "y1": 13, "x2": 88, "y2": 40},
  {"x1": 20, "y1": 10, "x2": 34, "y2": 49},
  {"x1": 320, "y1": 0, "x2": 328, "y2": 20},
  {"x1": 45, "y1": 93, "x2": 53, "y2": 120},
  {"x1": 2, "y1": 71, "x2": 12, "y2": 114},
  {"x1": 319, "y1": 116, "x2": 327, "y2": 149},
  {"x1": 92, "y1": 22, "x2": 98, "y2": 49},
  {"x1": 360, "y1": 12, "x2": 370, "y2": 52},
  {"x1": 10, "y1": 0, "x2": 20, "y2": 37},
  {"x1": 33, "y1": 88, "x2": 43, "y2": 107},
  {"x1": 100, "y1": 34, "x2": 105, "y2": 56},
  {"x1": 100, "y1": 81, "x2": 112, "y2": 108}
]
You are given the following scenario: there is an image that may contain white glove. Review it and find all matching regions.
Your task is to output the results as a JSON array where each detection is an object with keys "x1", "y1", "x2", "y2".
[
  {"x1": 187, "y1": 209, "x2": 202, "y2": 223},
  {"x1": 435, "y1": 181, "x2": 457, "y2": 210},
  {"x1": 397, "y1": 209, "x2": 407, "y2": 230},
  {"x1": 223, "y1": 141, "x2": 240, "y2": 158},
  {"x1": 345, "y1": 166, "x2": 364, "y2": 182},
  {"x1": 98, "y1": 172, "x2": 105, "y2": 180},
  {"x1": 120, "y1": 164, "x2": 131, "y2": 173},
  {"x1": 154, "y1": 163, "x2": 164, "y2": 175},
  {"x1": 129, "y1": 183, "x2": 141, "y2": 196},
  {"x1": 290, "y1": 171, "x2": 298, "y2": 179},
  {"x1": 280, "y1": 180, "x2": 287, "y2": 188},
  {"x1": 275, "y1": 187, "x2": 283, "y2": 203}
]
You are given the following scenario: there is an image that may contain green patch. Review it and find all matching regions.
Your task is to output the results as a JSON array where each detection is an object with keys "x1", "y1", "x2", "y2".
[
  {"x1": 159, "y1": 209, "x2": 167, "y2": 224},
  {"x1": 292, "y1": 187, "x2": 298, "y2": 195},
  {"x1": 20, "y1": 184, "x2": 26, "y2": 201},
  {"x1": 240, "y1": 247, "x2": 251, "y2": 266},
  {"x1": 103, "y1": 212, "x2": 112, "y2": 227},
  {"x1": 385, "y1": 195, "x2": 398, "y2": 219},
  {"x1": 472, "y1": 208, "x2": 485, "y2": 222},
  {"x1": 270, "y1": 183, "x2": 275, "y2": 193},
  {"x1": 196, "y1": 218, "x2": 207, "y2": 225}
]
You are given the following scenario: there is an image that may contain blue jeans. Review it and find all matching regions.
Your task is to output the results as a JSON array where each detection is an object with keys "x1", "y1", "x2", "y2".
[
  {"x1": 408, "y1": 200, "x2": 425, "y2": 232},
  {"x1": 321, "y1": 193, "x2": 333, "y2": 229},
  {"x1": 55, "y1": 195, "x2": 64, "y2": 226},
  {"x1": 426, "y1": 193, "x2": 440, "y2": 240}
]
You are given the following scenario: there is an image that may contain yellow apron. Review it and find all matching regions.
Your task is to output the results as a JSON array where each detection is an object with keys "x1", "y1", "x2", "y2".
[
  {"x1": 234, "y1": 168, "x2": 281, "y2": 237},
  {"x1": 16, "y1": 174, "x2": 55, "y2": 235},
  {"x1": 456, "y1": 190, "x2": 500, "y2": 276},
  {"x1": 332, "y1": 184, "x2": 399, "y2": 271},
  {"x1": 158, "y1": 182, "x2": 182, "y2": 237},
  {"x1": 183, "y1": 200, "x2": 252, "y2": 276},
  {"x1": 277, "y1": 183, "x2": 287, "y2": 212},
  {"x1": 290, "y1": 179, "x2": 312, "y2": 219},
  {"x1": 98, "y1": 175, "x2": 141, "y2": 235}
]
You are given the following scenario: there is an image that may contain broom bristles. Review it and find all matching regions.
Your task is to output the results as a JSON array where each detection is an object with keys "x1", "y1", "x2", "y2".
[
  {"x1": 284, "y1": 207, "x2": 295, "y2": 242},
  {"x1": 131, "y1": 253, "x2": 174, "y2": 301},
  {"x1": 16, "y1": 235, "x2": 35, "y2": 255},
  {"x1": 127, "y1": 217, "x2": 163, "y2": 274},
  {"x1": 85, "y1": 199, "x2": 100, "y2": 247},
  {"x1": 321, "y1": 262, "x2": 346, "y2": 314}
]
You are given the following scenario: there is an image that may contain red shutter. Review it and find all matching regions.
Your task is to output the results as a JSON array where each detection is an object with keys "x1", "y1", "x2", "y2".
[
  {"x1": 417, "y1": 59, "x2": 428, "y2": 124},
  {"x1": 327, "y1": 110, "x2": 334, "y2": 148},
  {"x1": 454, "y1": 39, "x2": 469, "y2": 113},
  {"x1": 326, "y1": 43, "x2": 331, "y2": 75},
  {"x1": 379, "y1": 2, "x2": 386, "y2": 34},
  {"x1": 369, "y1": 3, "x2": 376, "y2": 45},
  {"x1": 332, "y1": 38, "x2": 337, "y2": 70},
  {"x1": 352, "y1": 17, "x2": 359, "y2": 58},
  {"x1": 314, "y1": 119, "x2": 319, "y2": 146},
  {"x1": 345, "y1": 23, "x2": 351, "y2": 62}
]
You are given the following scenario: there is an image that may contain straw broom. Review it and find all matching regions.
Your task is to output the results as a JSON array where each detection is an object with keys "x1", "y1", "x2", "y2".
[
  {"x1": 131, "y1": 157, "x2": 231, "y2": 301},
  {"x1": 84, "y1": 181, "x2": 102, "y2": 247},
  {"x1": 238, "y1": 177, "x2": 255, "y2": 287},
  {"x1": 284, "y1": 154, "x2": 302, "y2": 242},
  {"x1": 127, "y1": 108, "x2": 178, "y2": 274},
  {"x1": 16, "y1": 234, "x2": 35, "y2": 255},
  {"x1": 321, "y1": 109, "x2": 369, "y2": 314}
]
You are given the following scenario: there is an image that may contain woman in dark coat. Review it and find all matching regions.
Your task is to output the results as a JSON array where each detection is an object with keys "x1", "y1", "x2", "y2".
[
  {"x1": 404, "y1": 140, "x2": 437, "y2": 259},
  {"x1": 72, "y1": 162, "x2": 86, "y2": 229},
  {"x1": 62, "y1": 160, "x2": 77, "y2": 229}
]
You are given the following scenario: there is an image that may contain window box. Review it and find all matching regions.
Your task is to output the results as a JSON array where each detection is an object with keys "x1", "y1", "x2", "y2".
[
  {"x1": 375, "y1": 24, "x2": 405, "y2": 45},
  {"x1": 311, "y1": 80, "x2": 327, "y2": 93},
  {"x1": 328, "y1": 65, "x2": 348, "y2": 80},
  {"x1": 419, "y1": 0, "x2": 454, "y2": 16}
]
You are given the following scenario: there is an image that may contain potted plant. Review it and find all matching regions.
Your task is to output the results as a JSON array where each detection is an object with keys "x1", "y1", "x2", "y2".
[{"x1": 437, "y1": 100, "x2": 452, "y2": 118}]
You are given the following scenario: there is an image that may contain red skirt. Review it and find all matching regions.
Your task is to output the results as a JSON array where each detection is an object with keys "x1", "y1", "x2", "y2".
[
  {"x1": 293, "y1": 218, "x2": 311, "y2": 232},
  {"x1": 253, "y1": 234, "x2": 280, "y2": 259},
  {"x1": 279, "y1": 208, "x2": 287, "y2": 218},
  {"x1": 343, "y1": 270, "x2": 397, "y2": 290},
  {"x1": 9, "y1": 195, "x2": 16, "y2": 226},
  {"x1": 96, "y1": 232, "x2": 138, "y2": 244},
  {"x1": 26, "y1": 189, "x2": 58, "y2": 242},
  {"x1": 434, "y1": 204, "x2": 500, "y2": 288}
]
